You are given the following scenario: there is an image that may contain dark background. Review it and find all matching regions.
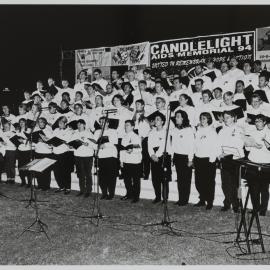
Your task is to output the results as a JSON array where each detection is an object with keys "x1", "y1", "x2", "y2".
[{"x1": 1, "y1": 5, "x2": 270, "y2": 96}]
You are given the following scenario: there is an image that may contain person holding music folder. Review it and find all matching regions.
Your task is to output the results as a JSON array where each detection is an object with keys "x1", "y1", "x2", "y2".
[
  {"x1": 171, "y1": 110, "x2": 194, "y2": 206},
  {"x1": 120, "y1": 120, "x2": 142, "y2": 203},
  {"x1": 132, "y1": 99, "x2": 151, "y2": 180},
  {"x1": 1, "y1": 121, "x2": 17, "y2": 184},
  {"x1": 34, "y1": 117, "x2": 53, "y2": 191},
  {"x1": 245, "y1": 114, "x2": 270, "y2": 216},
  {"x1": 94, "y1": 116, "x2": 118, "y2": 200},
  {"x1": 70, "y1": 119, "x2": 96, "y2": 198},
  {"x1": 68, "y1": 103, "x2": 91, "y2": 131},
  {"x1": 218, "y1": 110, "x2": 245, "y2": 212},
  {"x1": 12, "y1": 104, "x2": 28, "y2": 130},
  {"x1": 43, "y1": 102, "x2": 61, "y2": 129},
  {"x1": 45, "y1": 116, "x2": 73, "y2": 194},
  {"x1": 193, "y1": 112, "x2": 218, "y2": 209},
  {"x1": 16, "y1": 118, "x2": 32, "y2": 187},
  {"x1": 148, "y1": 111, "x2": 172, "y2": 204}
]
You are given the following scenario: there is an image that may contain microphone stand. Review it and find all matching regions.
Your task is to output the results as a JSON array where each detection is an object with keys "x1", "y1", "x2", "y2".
[
  {"x1": 144, "y1": 105, "x2": 178, "y2": 231},
  {"x1": 86, "y1": 110, "x2": 111, "y2": 226},
  {"x1": 19, "y1": 107, "x2": 50, "y2": 241}
]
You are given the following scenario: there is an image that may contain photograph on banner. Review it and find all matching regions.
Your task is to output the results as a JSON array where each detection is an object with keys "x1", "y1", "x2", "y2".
[
  {"x1": 111, "y1": 42, "x2": 150, "y2": 66},
  {"x1": 150, "y1": 31, "x2": 255, "y2": 80},
  {"x1": 92, "y1": 66, "x2": 111, "y2": 82},
  {"x1": 256, "y1": 26, "x2": 270, "y2": 61},
  {"x1": 75, "y1": 47, "x2": 112, "y2": 79}
]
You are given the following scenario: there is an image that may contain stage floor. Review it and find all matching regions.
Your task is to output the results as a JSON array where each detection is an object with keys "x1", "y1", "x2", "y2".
[{"x1": 0, "y1": 182, "x2": 270, "y2": 265}]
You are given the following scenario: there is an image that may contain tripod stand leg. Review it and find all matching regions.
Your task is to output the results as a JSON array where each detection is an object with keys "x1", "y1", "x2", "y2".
[
  {"x1": 255, "y1": 212, "x2": 265, "y2": 253},
  {"x1": 235, "y1": 192, "x2": 251, "y2": 253},
  {"x1": 18, "y1": 218, "x2": 38, "y2": 239},
  {"x1": 38, "y1": 220, "x2": 50, "y2": 241}
]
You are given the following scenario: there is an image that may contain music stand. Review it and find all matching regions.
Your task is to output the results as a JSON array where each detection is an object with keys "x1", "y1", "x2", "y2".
[
  {"x1": 18, "y1": 158, "x2": 56, "y2": 241},
  {"x1": 235, "y1": 161, "x2": 268, "y2": 255}
]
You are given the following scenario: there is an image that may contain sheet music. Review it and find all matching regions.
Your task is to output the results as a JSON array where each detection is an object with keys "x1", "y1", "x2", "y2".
[
  {"x1": 221, "y1": 146, "x2": 241, "y2": 159},
  {"x1": 30, "y1": 158, "x2": 56, "y2": 172}
]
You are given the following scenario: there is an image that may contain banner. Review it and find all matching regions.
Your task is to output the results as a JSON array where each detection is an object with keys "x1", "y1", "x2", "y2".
[
  {"x1": 75, "y1": 47, "x2": 112, "y2": 78},
  {"x1": 111, "y1": 42, "x2": 150, "y2": 66},
  {"x1": 150, "y1": 31, "x2": 255, "y2": 78},
  {"x1": 256, "y1": 26, "x2": 270, "y2": 61}
]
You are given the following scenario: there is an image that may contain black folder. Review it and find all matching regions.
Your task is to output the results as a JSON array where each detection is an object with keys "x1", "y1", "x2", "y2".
[
  {"x1": 9, "y1": 135, "x2": 25, "y2": 148},
  {"x1": 97, "y1": 136, "x2": 109, "y2": 145},
  {"x1": 246, "y1": 113, "x2": 257, "y2": 125},
  {"x1": 46, "y1": 137, "x2": 66, "y2": 147},
  {"x1": 204, "y1": 71, "x2": 217, "y2": 82},
  {"x1": 169, "y1": 101, "x2": 180, "y2": 112},
  {"x1": 212, "y1": 111, "x2": 224, "y2": 121},
  {"x1": 68, "y1": 139, "x2": 83, "y2": 150},
  {"x1": 243, "y1": 84, "x2": 254, "y2": 105},
  {"x1": 233, "y1": 99, "x2": 247, "y2": 111},
  {"x1": 67, "y1": 120, "x2": 78, "y2": 130},
  {"x1": 24, "y1": 130, "x2": 45, "y2": 144},
  {"x1": 52, "y1": 117, "x2": 62, "y2": 130}
]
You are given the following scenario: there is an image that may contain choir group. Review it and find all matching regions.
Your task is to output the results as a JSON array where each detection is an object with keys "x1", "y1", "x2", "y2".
[{"x1": 1, "y1": 57, "x2": 270, "y2": 215}]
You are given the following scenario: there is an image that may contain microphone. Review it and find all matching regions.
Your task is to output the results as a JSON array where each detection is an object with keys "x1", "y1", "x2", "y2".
[{"x1": 103, "y1": 109, "x2": 118, "y2": 114}]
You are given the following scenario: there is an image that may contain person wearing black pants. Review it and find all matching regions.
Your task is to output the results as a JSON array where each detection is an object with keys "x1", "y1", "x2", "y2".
[
  {"x1": 132, "y1": 99, "x2": 151, "y2": 180},
  {"x1": 49, "y1": 116, "x2": 73, "y2": 194},
  {"x1": 34, "y1": 117, "x2": 53, "y2": 190},
  {"x1": 71, "y1": 119, "x2": 96, "y2": 197},
  {"x1": 120, "y1": 120, "x2": 142, "y2": 203},
  {"x1": 16, "y1": 118, "x2": 32, "y2": 187},
  {"x1": 244, "y1": 114, "x2": 270, "y2": 216},
  {"x1": 2, "y1": 122, "x2": 17, "y2": 184},
  {"x1": 141, "y1": 137, "x2": 150, "y2": 179},
  {"x1": 94, "y1": 116, "x2": 118, "y2": 200},
  {"x1": 148, "y1": 111, "x2": 172, "y2": 204},
  {"x1": 0, "y1": 146, "x2": 5, "y2": 183},
  {"x1": 218, "y1": 110, "x2": 245, "y2": 212},
  {"x1": 171, "y1": 109, "x2": 195, "y2": 206},
  {"x1": 194, "y1": 112, "x2": 219, "y2": 210}
]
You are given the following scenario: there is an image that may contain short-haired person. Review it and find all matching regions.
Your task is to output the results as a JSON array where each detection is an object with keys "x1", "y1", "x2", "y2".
[
  {"x1": 171, "y1": 110, "x2": 194, "y2": 206},
  {"x1": 245, "y1": 114, "x2": 270, "y2": 216},
  {"x1": 132, "y1": 99, "x2": 151, "y2": 180},
  {"x1": 120, "y1": 120, "x2": 142, "y2": 203},
  {"x1": 48, "y1": 116, "x2": 73, "y2": 194},
  {"x1": 218, "y1": 110, "x2": 245, "y2": 212},
  {"x1": 148, "y1": 112, "x2": 172, "y2": 204},
  {"x1": 94, "y1": 116, "x2": 118, "y2": 200},
  {"x1": 213, "y1": 62, "x2": 235, "y2": 93},
  {"x1": 211, "y1": 87, "x2": 223, "y2": 108},
  {"x1": 194, "y1": 112, "x2": 219, "y2": 209},
  {"x1": 16, "y1": 118, "x2": 32, "y2": 187},
  {"x1": 34, "y1": 117, "x2": 53, "y2": 191},
  {"x1": 71, "y1": 119, "x2": 97, "y2": 198}
]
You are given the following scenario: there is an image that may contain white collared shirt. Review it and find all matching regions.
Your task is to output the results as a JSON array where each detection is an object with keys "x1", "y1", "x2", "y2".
[
  {"x1": 194, "y1": 125, "x2": 219, "y2": 162},
  {"x1": 94, "y1": 128, "x2": 118, "y2": 159},
  {"x1": 120, "y1": 131, "x2": 142, "y2": 164},
  {"x1": 171, "y1": 127, "x2": 194, "y2": 161}
]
